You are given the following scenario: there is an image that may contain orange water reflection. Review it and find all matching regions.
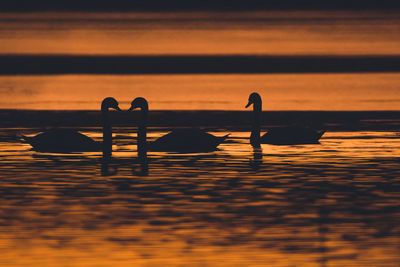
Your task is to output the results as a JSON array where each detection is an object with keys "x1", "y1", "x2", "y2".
[
  {"x1": 1, "y1": 73, "x2": 400, "y2": 110},
  {"x1": 1, "y1": 11, "x2": 400, "y2": 55},
  {"x1": 0, "y1": 129, "x2": 399, "y2": 266}
]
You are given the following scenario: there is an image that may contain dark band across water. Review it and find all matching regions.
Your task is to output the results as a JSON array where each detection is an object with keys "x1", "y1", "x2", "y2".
[{"x1": 2, "y1": 55, "x2": 400, "y2": 75}]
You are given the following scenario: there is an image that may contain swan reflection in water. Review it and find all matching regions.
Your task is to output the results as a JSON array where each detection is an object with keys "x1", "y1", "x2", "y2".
[
  {"x1": 132, "y1": 153, "x2": 149, "y2": 176},
  {"x1": 101, "y1": 153, "x2": 118, "y2": 176},
  {"x1": 3, "y1": 126, "x2": 399, "y2": 266},
  {"x1": 250, "y1": 147, "x2": 263, "y2": 171},
  {"x1": 101, "y1": 143, "x2": 264, "y2": 177}
]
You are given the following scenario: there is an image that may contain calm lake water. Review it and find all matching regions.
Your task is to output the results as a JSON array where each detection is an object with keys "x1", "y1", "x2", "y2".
[
  {"x1": 0, "y1": 128, "x2": 399, "y2": 266},
  {"x1": 1, "y1": 11, "x2": 400, "y2": 56},
  {"x1": 0, "y1": 10, "x2": 399, "y2": 266},
  {"x1": 1, "y1": 73, "x2": 400, "y2": 110}
]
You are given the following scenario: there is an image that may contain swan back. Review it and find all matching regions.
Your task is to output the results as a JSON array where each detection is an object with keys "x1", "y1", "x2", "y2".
[
  {"x1": 261, "y1": 126, "x2": 325, "y2": 145},
  {"x1": 23, "y1": 129, "x2": 100, "y2": 152},
  {"x1": 150, "y1": 129, "x2": 227, "y2": 153}
]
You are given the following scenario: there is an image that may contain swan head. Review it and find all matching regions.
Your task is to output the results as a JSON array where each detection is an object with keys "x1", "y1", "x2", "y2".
[
  {"x1": 102, "y1": 97, "x2": 121, "y2": 111},
  {"x1": 128, "y1": 97, "x2": 148, "y2": 111},
  {"x1": 245, "y1": 92, "x2": 261, "y2": 108}
]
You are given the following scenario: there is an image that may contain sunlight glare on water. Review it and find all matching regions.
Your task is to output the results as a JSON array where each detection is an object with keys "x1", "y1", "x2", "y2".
[
  {"x1": 0, "y1": 128, "x2": 399, "y2": 266},
  {"x1": 0, "y1": 8, "x2": 400, "y2": 267}
]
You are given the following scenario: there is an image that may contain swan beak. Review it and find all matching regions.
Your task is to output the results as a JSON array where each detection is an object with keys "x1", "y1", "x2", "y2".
[
  {"x1": 245, "y1": 101, "x2": 251, "y2": 108},
  {"x1": 116, "y1": 106, "x2": 122, "y2": 111}
]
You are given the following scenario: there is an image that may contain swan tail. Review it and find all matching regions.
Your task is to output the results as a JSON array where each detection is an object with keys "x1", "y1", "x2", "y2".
[
  {"x1": 19, "y1": 134, "x2": 32, "y2": 143},
  {"x1": 19, "y1": 134, "x2": 39, "y2": 150},
  {"x1": 316, "y1": 130, "x2": 326, "y2": 140},
  {"x1": 217, "y1": 133, "x2": 230, "y2": 143},
  {"x1": 222, "y1": 133, "x2": 230, "y2": 139}
]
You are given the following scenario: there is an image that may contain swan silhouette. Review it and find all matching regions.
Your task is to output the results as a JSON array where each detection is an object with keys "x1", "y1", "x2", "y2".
[
  {"x1": 23, "y1": 97, "x2": 121, "y2": 153},
  {"x1": 129, "y1": 97, "x2": 229, "y2": 153},
  {"x1": 245, "y1": 92, "x2": 325, "y2": 147}
]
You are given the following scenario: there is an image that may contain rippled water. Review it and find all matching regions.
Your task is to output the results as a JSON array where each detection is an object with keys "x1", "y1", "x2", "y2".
[{"x1": 0, "y1": 128, "x2": 399, "y2": 266}]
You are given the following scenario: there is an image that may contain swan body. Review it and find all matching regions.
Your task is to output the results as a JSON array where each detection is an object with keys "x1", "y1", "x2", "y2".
[
  {"x1": 23, "y1": 128, "x2": 100, "y2": 152},
  {"x1": 246, "y1": 92, "x2": 325, "y2": 147},
  {"x1": 260, "y1": 126, "x2": 325, "y2": 145},
  {"x1": 129, "y1": 97, "x2": 228, "y2": 153},
  {"x1": 149, "y1": 128, "x2": 229, "y2": 152},
  {"x1": 22, "y1": 97, "x2": 121, "y2": 153}
]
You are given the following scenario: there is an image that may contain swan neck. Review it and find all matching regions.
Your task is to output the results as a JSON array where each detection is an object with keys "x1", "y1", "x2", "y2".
[
  {"x1": 101, "y1": 101, "x2": 110, "y2": 113},
  {"x1": 137, "y1": 104, "x2": 148, "y2": 159},
  {"x1": 102, "y1": 106, "x2": 112, "y2": 156},
  {"x1": 250, "y1": 99, "x2": 261, "y2": 147}
]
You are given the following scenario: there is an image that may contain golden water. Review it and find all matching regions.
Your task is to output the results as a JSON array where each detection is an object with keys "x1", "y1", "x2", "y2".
[
  {"x1": 1, "y1": 73, "x2": 400, "y2": 110},
  {"x1": 1, "y1": 11, "x2": 400, "y2": 55},
  {"x1": 1, "y1": 10, "x2": 399, "y2": 266},
  {"x1": 0, "y1": 129, "x2": 399, "y2": 266}
]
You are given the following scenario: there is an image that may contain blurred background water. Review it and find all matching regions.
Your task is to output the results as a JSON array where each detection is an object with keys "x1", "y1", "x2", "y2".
[
  {"x1": 1, "y1": 11, "x2": 400, "y2": 56},
  {"x1": 0, "y1": 11, "x2": 400, "y2": 111},
  {"x1": 1, "y1": 73, "x2": 400, "y2": 110}
]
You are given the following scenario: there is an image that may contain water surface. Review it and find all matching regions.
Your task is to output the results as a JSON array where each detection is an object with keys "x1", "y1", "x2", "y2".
[
  {"x1": 0, "y1": 128, "x2": 399, "y2": 266},
  {"x1": 1, "y1": 9, "x2": 399, "y2": 266},
  {"x1": 1, "y1": 73, "x2": 400, "y2": 110},
  {"x1": 1, "y1": 11, "x2": 400, "y2": 55}
]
